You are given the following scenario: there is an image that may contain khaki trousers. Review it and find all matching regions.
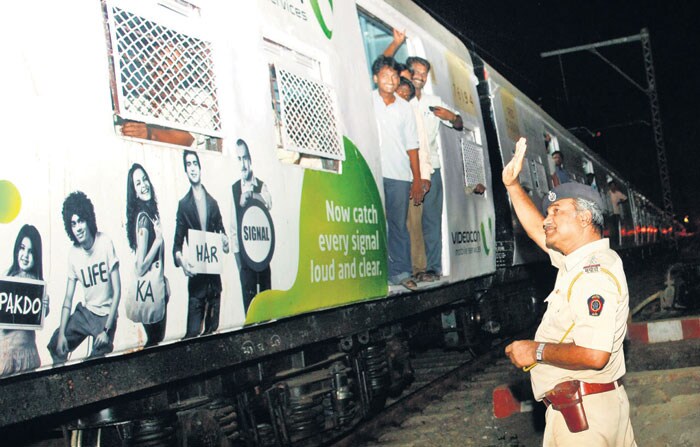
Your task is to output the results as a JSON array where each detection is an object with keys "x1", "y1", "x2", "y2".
[
  {"x1": 543, "y1": 384, "x2": 636, "y2": 447},
  {"x1": 407, "y1": 202, "x2": 426, "y2": 274}
]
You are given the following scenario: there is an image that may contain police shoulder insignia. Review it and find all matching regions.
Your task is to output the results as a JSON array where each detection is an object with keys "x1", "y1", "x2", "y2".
[
  {"x1": 583, "y1": 263, "x2": 600, "y2": 273},
  {"x1": 587, "y1": 295, "x2": 605, "y2": 316}
]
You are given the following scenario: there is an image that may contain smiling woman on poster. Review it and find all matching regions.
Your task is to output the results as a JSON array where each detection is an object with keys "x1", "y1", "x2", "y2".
[
  {"x1": 126, "y1": 163, "x2": 169, "y2": 347},
  {"x1": 0, "y1": 224, "x2": 49, "y2": 376}
]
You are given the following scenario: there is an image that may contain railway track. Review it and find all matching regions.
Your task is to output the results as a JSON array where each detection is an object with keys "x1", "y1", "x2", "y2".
[
  {"x1": 332, "y1": 335, "x2": 700, "y2": 447},
  {"x1": 332, "y1": 334, "x2": 536, "y2": 447}
]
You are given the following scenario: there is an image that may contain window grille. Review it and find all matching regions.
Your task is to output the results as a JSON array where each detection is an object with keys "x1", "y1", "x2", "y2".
[
  {"x1": 105, "y1": 3, "x2": 222, "y2": 137},
  {"x1": 270, "y1": 63, "x2": 344, "y2": 161},
  {"x1": 460, "y1": 138, "x2": 486, "y2": 190}
]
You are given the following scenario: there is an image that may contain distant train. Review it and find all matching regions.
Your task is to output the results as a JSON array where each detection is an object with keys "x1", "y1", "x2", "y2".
[{"x1": 0, "y1": 0, "x2": 673, "y2": 445}]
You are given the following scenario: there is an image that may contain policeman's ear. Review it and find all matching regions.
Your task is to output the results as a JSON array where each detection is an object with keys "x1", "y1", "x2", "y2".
[{"x1": 578, "y1": 210, "x2": 593, "y2": 227}]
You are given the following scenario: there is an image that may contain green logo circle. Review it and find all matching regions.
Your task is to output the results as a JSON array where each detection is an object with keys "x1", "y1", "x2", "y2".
[
  {"x1": 0, "y1": 180, "x2": 22, "y2": 223},
  {"x1": 310, "y1": 0, "x2": 333, "y2": 40}
]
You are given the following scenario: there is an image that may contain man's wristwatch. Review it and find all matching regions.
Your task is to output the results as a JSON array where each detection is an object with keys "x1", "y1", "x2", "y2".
[{"x1": 536, "y1": 343, "x2": 546, "y2": 363}]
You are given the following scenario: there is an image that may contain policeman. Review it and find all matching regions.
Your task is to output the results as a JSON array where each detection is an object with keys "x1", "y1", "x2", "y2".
[{"x1": 503, "y1": 138, "x2": 636, "y2": 446}]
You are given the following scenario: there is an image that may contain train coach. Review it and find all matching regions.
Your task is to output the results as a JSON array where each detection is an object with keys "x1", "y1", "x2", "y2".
[{"x1": 0, "y1": 0, "x2": 673, "y2": 445}]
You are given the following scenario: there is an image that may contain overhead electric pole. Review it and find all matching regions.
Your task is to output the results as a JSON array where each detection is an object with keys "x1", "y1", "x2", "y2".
[{"x1": 541, "y1": 28, "x2": 675, "y2": 221}]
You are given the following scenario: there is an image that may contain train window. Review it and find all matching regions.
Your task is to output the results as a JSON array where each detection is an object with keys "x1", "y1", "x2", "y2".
[
  {"x1": 357, "y1": 9, "x2": 409, "y2": 79},
  {"x1": 529, "y1": 158, "x2": 549, "y2": 196},
  {"x1": 544, "y1": 132, "x2": 560, "y2": 154},
  {"x1": 582, "y1": 159, "x2": 599, "y2": 189},
  {"x1": 461, "y1": 127, "x2": 483, "y2": 147},
  {"x1": 103, "y1": 0, "x2": 222, "y2": 151},
  {"x1": 265, "y1": 39, "x2": 344, "y2": 173},
  {"x1": 459, "y1": 137, "x2": 486, "y2": 193}
]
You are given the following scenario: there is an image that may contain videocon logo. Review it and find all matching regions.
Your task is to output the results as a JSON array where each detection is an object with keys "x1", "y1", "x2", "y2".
[
  {"x1": 310, "y1": 0, "x2": 333, "y2": 39},
  {"x1": 480, "y1": 217, "x2": 493, "y2": 256}
]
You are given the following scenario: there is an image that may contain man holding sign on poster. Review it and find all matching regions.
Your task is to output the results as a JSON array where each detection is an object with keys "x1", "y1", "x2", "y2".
[
  {"x1": 173, "y1": 150, "x2": 229, "y2": 338},
  {"x1": 230, "y1": 139, "x2": 274, "y2": 315}
]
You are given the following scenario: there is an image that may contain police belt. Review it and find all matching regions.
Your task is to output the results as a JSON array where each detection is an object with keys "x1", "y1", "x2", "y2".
[
  {"x1": 542, "y1": 379, "x2": 621, "y2": 433},
  {"x1": 543, "y1": 379, "x2": 621, "y2": 407}
]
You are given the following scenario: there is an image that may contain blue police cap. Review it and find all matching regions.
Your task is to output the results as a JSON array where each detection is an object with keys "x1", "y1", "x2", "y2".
[{"x1": 541, "y1": 182, "x2": 605, "y2": 215}]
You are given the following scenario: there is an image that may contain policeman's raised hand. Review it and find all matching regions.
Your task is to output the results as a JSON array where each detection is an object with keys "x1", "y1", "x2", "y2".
[{"x1": 502, "y1": 137, "x2": 527, "y2": 187}]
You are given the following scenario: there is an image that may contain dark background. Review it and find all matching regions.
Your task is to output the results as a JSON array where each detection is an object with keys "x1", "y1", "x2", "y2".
[{"x1": 417, "y1": 0, "x2": 699, "y2": 224}]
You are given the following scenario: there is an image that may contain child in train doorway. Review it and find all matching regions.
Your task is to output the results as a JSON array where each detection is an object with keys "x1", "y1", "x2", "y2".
[
  {"x1": 47, "y1": 191, "x2": 121, "y2": 363},
  {"x1": 0, "y1": 225, "x2": 49, "y2": 376}
]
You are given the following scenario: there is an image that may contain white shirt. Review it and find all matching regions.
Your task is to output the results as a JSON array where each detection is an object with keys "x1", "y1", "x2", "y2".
[
  {"x1": 372, "y1": 90, "x2": 419, "y2": 182},
  {"x1": 411, "y1": 93, "x2": 459, "y2": 169},
  {"x1": 410, "y1": 102, "x2": 433, "y2": 180},
  {"x1": 68, "y1": 232, "x2": 119, "y2": 317}
]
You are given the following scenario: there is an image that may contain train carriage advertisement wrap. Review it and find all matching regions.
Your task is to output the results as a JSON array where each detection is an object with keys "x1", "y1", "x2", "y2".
[
  {"x1": 421, "y1": 42, "x2": 496, "y2": 281},
  {"x1": 441, "y1": 50, "x2": 496, "y2": 279},
  {"x1": 0, "y1": 0, "x2": 387, "y2": 378},
  {"x1": 488, "y1": 72, "x2": 551, "y2": 265}
]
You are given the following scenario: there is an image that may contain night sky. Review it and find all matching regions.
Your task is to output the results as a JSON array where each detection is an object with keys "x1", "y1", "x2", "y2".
[{"x1": 417, "y1": 0, "x2": 699, "y2": 222}]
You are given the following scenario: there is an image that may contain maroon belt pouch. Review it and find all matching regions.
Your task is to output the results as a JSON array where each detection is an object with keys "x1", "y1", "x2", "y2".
[{"x1": 544, "y1": 380, "x2": 589, "y2": 433}]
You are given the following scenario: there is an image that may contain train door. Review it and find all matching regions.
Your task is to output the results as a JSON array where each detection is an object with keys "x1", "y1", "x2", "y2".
[
  {"x1": 582, "y1": 159, "x2": 598, "y2": 190},
  {"x1": 355, "y1": 4, "x2": 496, "y2": 282},
  {"x1": 607, "y1": 178, "x2": 632, "y2": 247},
  {"x1": 544, "y1": 131, "x2": 561, "y2": 188}
]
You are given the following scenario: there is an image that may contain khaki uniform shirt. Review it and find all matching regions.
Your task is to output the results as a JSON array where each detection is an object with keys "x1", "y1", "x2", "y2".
[{"x1": 531, "y1": 238, "x2": 629, "y2": 400}]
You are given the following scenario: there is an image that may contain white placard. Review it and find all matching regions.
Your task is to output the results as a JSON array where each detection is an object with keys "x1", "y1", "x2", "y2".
[{"x1": 186, "y1": 229, "x2": 224, "y2": 275}]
